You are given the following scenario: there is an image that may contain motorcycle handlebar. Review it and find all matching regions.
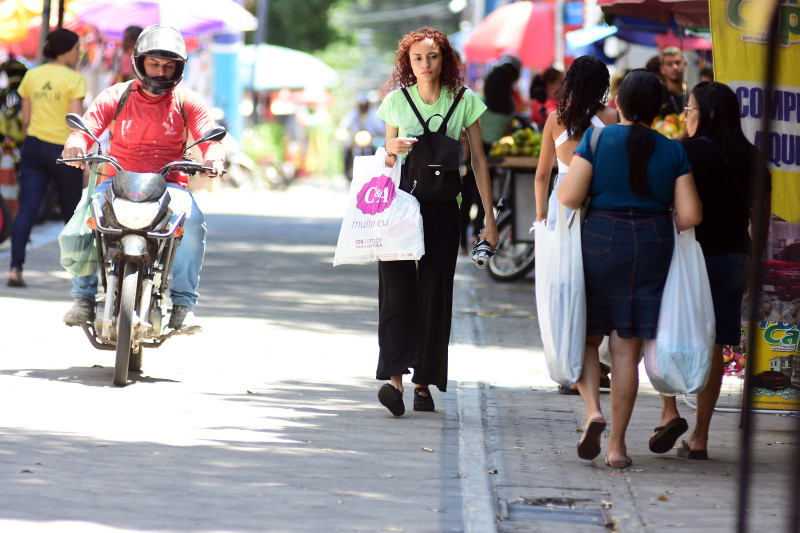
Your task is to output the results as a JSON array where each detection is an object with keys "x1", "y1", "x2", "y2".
[
  {"x1": 57, "y1": 155, "x2": 224, "y2": 177},
  {"x1": 57, "y1": 154, "x2": 123, "y2": 171},
  {"x1": 156, "y1": 160, "x2": 222, "y2": 176}
]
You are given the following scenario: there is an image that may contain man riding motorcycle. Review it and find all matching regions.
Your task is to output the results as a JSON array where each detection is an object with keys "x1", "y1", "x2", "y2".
[{"x1": 61, "y1": 25, "x2": 225, "y2": 333}]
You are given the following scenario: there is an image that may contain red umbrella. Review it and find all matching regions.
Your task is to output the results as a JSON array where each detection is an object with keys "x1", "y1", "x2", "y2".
[
  {"x1": 654, "y1": 32, "x2": 711, "y2": 50},
  {"x1": 598, "y1": 0, "x2": 710, "y2": 28},
  {"x1": 463, "y1": 1, "x2": 556, "y2": 69}
]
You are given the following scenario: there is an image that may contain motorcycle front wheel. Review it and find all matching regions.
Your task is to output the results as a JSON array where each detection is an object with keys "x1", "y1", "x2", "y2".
[
  {"x1": 113, "y1": 262, "x2": 139, "y2": 386},
  {"x1": 487, "y1": 216, "x2": 535, "y2": 282}
]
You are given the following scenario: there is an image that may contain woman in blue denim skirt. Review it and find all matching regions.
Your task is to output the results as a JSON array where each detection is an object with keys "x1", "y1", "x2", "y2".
[
  {"x1": 557, "y1": 70, "x2": 703, "y2": 468},
  {"x1": 649, "y1": 82, "x2": 771, "y2": 460}
]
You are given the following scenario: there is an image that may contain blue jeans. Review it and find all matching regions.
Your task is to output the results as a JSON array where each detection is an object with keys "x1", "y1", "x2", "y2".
[
  {"x1": 71, "y1": 182, "x2": 206, "y2": 308},
  {"x1": 10, "y1": 136, "x2": 83, "y2": 270}
]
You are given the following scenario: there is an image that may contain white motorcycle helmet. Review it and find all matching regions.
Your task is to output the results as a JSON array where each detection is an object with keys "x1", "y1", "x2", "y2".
[{"x1": 131, "y1": 25, "x2": 187, "y2": 95}]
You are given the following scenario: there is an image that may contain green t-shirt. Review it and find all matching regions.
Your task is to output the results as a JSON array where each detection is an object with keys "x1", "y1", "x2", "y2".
[{"x1": 377, "y1": 85, "x2": 486, "y2": 159}]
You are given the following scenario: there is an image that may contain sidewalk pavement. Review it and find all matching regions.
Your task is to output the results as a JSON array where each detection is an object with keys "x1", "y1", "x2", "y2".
[
  {"x1": 0, "y1": 179, "x2": 797, "y2": 532},
  {"x1": 454, "y1": 222, "x2": 800, "y2": 533}
]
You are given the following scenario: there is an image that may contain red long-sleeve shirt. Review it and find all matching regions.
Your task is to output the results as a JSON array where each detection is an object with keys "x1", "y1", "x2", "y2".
[{"x1": 64, "y1": 80, "x2": 225, "y2": 189}]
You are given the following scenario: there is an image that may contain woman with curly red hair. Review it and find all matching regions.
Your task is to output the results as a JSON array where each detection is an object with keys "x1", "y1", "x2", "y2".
[{"x1": 374, "y1": 27, "x2": 499, "y2": 416}]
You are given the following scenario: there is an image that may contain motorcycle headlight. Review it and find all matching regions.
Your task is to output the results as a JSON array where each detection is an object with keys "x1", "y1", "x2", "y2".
[
  {"x1": 354, "y1": 130, "x2": 372, "y2": 147},
  {"x1": 111, "y1": 198, "x2": 161, "y2": 229}
]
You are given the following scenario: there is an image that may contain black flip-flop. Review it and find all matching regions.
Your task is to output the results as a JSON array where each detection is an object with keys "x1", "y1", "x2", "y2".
[
  {"x1": 676, "y1": 439, "x2": 709, "y2": 460},
  {"x1": 576, "y1": 420, "x2": 607, "y2": 460},
  {"x1": 605, "y1": 455, "x2": 633, "y2": 468},
  {"x1": 378, "y1": 384, "x2": 405, "y2": 417},
  {"x1": 648, "y1": 417, "x2": 688, "y2": 454}
]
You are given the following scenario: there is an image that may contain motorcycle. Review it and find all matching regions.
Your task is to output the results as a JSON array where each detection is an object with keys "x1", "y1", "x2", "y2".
[
  {"x1": 343, "y1": 128, "x2": 382, "y2": 180},
  {"x1": 58, "y1": 113, "x2": 226, "y2": 387}
]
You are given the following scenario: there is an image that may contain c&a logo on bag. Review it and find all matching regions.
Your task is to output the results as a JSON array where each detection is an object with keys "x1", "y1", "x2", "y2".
[{"x1": 356, "y1": 174, "x2": 396, "y2": 215}]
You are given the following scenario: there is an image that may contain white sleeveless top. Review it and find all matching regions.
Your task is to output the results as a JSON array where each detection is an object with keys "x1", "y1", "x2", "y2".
[{"x1": 554, "y1": 115, "x2": 606, "y2": 174}]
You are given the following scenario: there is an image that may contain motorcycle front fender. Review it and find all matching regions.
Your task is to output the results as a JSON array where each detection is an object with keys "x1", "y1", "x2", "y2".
[{"x1": 121, "y1": 234, "x2": 148, "y2": 256}]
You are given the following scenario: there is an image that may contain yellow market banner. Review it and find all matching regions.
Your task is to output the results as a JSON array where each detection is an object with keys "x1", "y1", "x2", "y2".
[{"x1": 711, "y1": 0, "x2": 800, "y2": 410}]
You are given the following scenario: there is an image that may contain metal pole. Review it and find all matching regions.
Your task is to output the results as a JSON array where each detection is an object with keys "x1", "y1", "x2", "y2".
[
  {"x1": 256, "y1": 0, "x2": 269, "y2": 44},
  {"x1": 554, "y1": 0, "x2": 564, "y2": 70},
  {"x1": 736, "y1": 5, "x2": 781, "y2": 532},
  {"x1": 58, "y1": 0, "x2": 65, "y2": 28},
  {"x1": 38, "y1": 0, "x2": 53, "y2": 65},
  {"x1": 471, "y1": 0, "x2": 486, "y2": 29}
]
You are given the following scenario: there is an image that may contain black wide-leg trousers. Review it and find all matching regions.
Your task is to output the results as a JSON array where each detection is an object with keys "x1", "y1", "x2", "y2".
[{"x1": 376, "y1": 199, "x2": 460, "y2": 392}]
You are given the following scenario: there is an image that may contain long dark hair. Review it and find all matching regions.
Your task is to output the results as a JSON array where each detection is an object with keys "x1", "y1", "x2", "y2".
[
  {"x1": 689, "y1": 82, "x2": 754, "y2": 163},
  {"x1": 380, "y1": 27, "x2": 464, "y2": 98},
  {"x1": 553, "y1": 56, "x2": 609, "y2": 141},
  {"x1": 617, "y1": 70, "x2": 664, "y2": 196}
]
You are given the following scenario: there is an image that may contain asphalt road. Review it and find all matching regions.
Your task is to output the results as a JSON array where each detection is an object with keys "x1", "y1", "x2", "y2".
[{"x1": 0, "y1": 178, "x2": 547, "y2": 533}]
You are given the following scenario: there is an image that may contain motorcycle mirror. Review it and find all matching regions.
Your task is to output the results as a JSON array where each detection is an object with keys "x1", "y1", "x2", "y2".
[
  {"x1": 65, "y1": 113, "x2": 99, "y2": 142},
  {"x1": 185, "y1": 126, "x2": 227, "y2": 152},
  {"x1": 65, "y1": 112, "x2": 103, "y2": 155}
]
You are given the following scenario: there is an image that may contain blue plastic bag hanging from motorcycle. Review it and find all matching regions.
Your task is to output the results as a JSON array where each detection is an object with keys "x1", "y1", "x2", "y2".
[{"x1": 333, "y1": 147, "x2": 425, "y2": 266}]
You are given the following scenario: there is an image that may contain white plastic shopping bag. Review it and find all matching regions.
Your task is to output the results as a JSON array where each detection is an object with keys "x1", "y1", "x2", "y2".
[
  {"x1": 534, "y1": 203, "x2": 586, "y2": 385},
  {"x1": 643, "y1": 221, "x2": 715, "y2": 395},
  {"x1": 333, "y1": 147, "x2": 425, "y2": 266}
]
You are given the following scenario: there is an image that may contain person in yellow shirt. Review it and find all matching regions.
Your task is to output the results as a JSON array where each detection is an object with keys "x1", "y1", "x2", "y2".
[{"x1": 7, "y1": 28, "x2": 86, "y2": 287}]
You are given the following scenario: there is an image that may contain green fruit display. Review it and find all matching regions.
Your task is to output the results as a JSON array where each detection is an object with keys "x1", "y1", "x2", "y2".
[{"x1": 489, "y1": 127, "x2": 542, "y2": 159}]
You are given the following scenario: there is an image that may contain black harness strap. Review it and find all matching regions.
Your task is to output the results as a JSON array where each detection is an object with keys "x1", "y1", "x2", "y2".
[{"x1": 400, "y1": 86, "x2": 467, "y2": 134}]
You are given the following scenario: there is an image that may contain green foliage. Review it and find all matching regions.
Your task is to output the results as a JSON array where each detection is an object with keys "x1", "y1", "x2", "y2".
[
  {"x1": 242, "y1": 122, "x2": 287, "y2": 162},
  {"x1": 239, "y1": 0, "x2": 463, "y2": 132},
  {"x1": 267, "y1": 0, "x2": 342, "y2": 51}
]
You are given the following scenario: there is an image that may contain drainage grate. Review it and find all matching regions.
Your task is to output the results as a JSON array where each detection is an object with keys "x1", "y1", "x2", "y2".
[{"x1": 506, "y1": 502, "x2": 608, "y2": 525}]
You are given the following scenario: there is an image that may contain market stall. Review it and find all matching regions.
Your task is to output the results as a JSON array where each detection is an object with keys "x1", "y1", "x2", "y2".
[
  {"x1": 481, "y1": 155, "x2": 557, "y2": 282},
  {"x1": 487, "y1": 155, "x2": 555, "y2": 243}
]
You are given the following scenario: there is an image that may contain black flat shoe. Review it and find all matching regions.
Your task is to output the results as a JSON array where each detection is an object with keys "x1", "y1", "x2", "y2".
[
  {"x1": 413, "y1": 387, "x2": 435, "y2": 412},
  {"x1": 7, "y1": 269, "x2": 26, "y2": 287},
  {"x1": 378, "y1": 384, "x2": 405, "y2": 416}
]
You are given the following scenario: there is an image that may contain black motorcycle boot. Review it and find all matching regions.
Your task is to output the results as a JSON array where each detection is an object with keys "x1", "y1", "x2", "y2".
[
  {"x1": 63, "y1": 298, "x2": 96, "y2": 326},
  {"x1": 168, "y1": 305, "x2": 202, "y2": 334}
]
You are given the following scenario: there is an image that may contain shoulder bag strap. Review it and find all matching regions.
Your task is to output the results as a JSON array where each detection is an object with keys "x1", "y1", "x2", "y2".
[
  {"x1": 401, "y1": 87, "x2": 428, "y2": 131},
  {"x1": 174, "y1": 87, "x2": 188, "y2": 152},
  {"x1": 108, "y1": 80, "x2": 135, "y2": 146},
  {"x1": 572, "y1": 125, "x2": 602, "y2": 228},
  {"x1": 438, "y1": 86, "x2": 467, "y2": 134},
  {"x1": 590, "y1": 125, "x2": 601, "y2": 156}
]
